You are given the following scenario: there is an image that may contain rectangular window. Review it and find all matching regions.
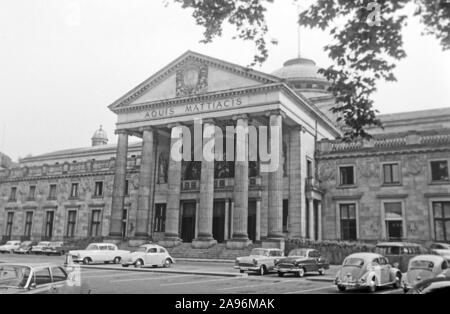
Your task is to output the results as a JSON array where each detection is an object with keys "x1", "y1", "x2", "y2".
[
  {"x1": 433, "y1": 202, "x2": 450, "y2": 242},
  {"x1": 48, "y1": 185, "x2": 57, "y2": 200},
  {"x1": 340, "y1": 204, "x2": 357, "y2": 241},
  {"x1": 90, "y1": 210, "x2": 102, "y2": 237},
  {"x1": 125, "y1": 180, "x2": 129, "y2": 196},
  {"x1": 94, "y1": 181, "x2": 103, "y2": 197},
  {"x1": 383, "y1": 163, "x2": 400, "y2": 184},
  {"x1": 45, "y1": 211, "x2": 54, "y2": 239},
  {"x1": 9, "y1": 187, "x2": 17, "y2": 202},
  {"x1": 339, "y1": 166, "x2": 355, "y2": 186},
  {"x1": 307, "y1": 160, "x2": 313, "y2": 178},
  {"x1": 283, "y1": 200, "x2": 289, "y2": 232},
  {"x1": 153, "y1": 204, "x2": 166, "y2": 232},
  {"x1": 28, "y1": 186, "x2": 36, "y2": 200},
  {"x1": 431, "y1": 161, "x2": 449, "y2": 182},
  {"x1": 384, "y1": 202, "x2": 403, "y2": 240},
  {"x1": 24, "y1": 212, "x2": 33, "y2": 238},
  {"x1": 5, "y1": 212, "x2": 14, "y2": 237},
  {"x1": 70, "y1": 183, "x2": 79, "y2": 199},
  {"x1": 66, "y1": 210, "x2": 77, "y2": 238}
]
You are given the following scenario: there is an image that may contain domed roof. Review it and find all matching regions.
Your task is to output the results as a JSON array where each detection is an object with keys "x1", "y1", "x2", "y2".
[
  {"x1": 271, "y1": 57, "x2": 328, "y2": 83},
  {"x1": 92, "y1": 126, "x2": 108, "y2": 142}
]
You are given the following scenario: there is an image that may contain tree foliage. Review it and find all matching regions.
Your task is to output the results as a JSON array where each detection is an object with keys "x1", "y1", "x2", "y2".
[{"x1": 170, "y1": 0, "x2": 450, "y2": 140}]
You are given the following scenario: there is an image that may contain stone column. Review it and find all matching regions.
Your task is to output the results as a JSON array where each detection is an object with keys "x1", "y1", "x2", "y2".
[
  {"x1": 135, "y1": 127, "x2": 156, "y2": 241},
  {"x1": 224, "y1": 199, "x2": 230, "y2": 240},
  {"x1": 261, "y1": 110, "x2": 285, "y2": 250},
  {"x1": 309, "y1": 199, "x2": 315, "y2": 240},
  {"x1": 192, "y1": 119, "x2": 217, "y2": 249},
  {"x1": 227, "y1": 114, "x2": 252, "y2": 249},
  {"x1": 256, "y1": 199, "x2": 261, "y2": 241},
  {"x1": 109, "y1": 130, "x2": 129, "y2": 237},
  {"x1": 317, "y1": 202, "x2": 322, "y2": 241},
  {"x1": 288, "y1": 126, "x2": 303, "y2": 238},
  {"x1": 160, "y1": 124, "x2": 183, "y2": 247}
]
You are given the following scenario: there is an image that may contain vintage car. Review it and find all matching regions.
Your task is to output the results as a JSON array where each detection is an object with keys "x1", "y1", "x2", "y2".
[
  {"x1": 0, "y1": 263, "x2": 89, "y2": 294},
  {"x1": 122, "y1": 244, "x2": 175, "y2": 268},
  {"x1": 275, "y1": 248, "x2": 330, "y2": 277},
  {"x1": 235, "y1": 248, "x2": 284, "y2": 276},
  {"x1": 375, "y1": 242, "x2": 427, "y2": 273},
  {"x1": 42, "y1": 242, "x2": 78, "y2": 256},
  {"x1": 402, "y1": 254, "x2": 450, "y2": 292},
  {"x1": 407, "y1": 277, "x2": 450, "y2": 295},
  {"x1": 429, "y1": 242, "x2": 450, "y2": 261},
  {"x1": 14, "y1": 241, "x2": 37, "y2": 254},
  {"x1": 30, "y1": 242, "x2": 52, "y2": 255},
  {"x1": 69, "y1": 243, "x2": 130, "y2": 265},
  {"x1": 335, "y1": 253, "x2": 402, "y2": 292},
  {"x1": 0, "y1": 241, "x2": 22, "y2": 254}
]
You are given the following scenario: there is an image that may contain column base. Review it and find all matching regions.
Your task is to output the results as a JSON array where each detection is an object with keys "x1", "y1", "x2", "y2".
[
  {"x1": 158, "y1": 237, "x2": 182, "y2": 248},
  {"x1": 192, "y1": 238, "x2": 217, "y2": 249},
  {"x1": 128, "y1": 238, "x2": 149, "y2": 247},
  {"x1": 261, "y1": 238, "x2": 285, "y2": 251},
  {"x1": 226, "y1": 238, "x2": 252, "y2": 250}
]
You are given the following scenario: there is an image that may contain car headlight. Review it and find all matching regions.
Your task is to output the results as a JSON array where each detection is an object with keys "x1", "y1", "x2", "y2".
[{"x1": 253, "y1": 259, "x2": 258, "y2": 266}]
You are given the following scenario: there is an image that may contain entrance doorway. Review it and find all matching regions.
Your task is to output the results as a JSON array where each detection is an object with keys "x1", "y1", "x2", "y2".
[
  {"x1": 213, "y1": 201, "x2": 225, "y2": 243},
  {"x1": 248, "y1": 201, "x2": 257, "y2": 242},
  {"x1": 181, "y1": 202, "x2": 196, "y2": 243},
  {"x1": 387, "y1": 221, "x2": 403, "y2": 241}
]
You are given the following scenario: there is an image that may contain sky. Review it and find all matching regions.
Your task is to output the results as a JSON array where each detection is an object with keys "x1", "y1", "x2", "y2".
[{"x1": 0, "y1": 0, "x2": 449, "y2": 161}]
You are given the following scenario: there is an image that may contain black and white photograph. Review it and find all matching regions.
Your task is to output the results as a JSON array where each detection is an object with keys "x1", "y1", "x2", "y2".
[{"x1": 0, "y1": 0, "x2": 450, "y2": 303}]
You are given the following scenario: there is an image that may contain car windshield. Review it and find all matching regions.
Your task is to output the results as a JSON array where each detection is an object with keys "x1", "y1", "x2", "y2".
[
  {"x1": 437, "y1": 244, "x2": 450, "y2": 250},
  {"x1": 410, "y1": 260, "x2": 434, "y2": 270},
  {"x1": 343, "y1": 258, "x2": 365, "y2": 267},
  {"x1": 20, "y1": 242, "x2": 31, "y2": 247},
  {"x1": 288, "y1": 249, "x2": 308, "y2": 257},
  {"x1": 86, "y1": 244, "x2": 99, "y2": 250},
  {"x1": 135, "y1": 247, "x2": 147, "y2": 252},
  {"x1": 250, "y1": 249, "x2": 269, "y2": 257},
  {"x1": 38, "y1": 242, "x2": 49, "y2": 246},
  {"x1": 5, "y1": 241, "x2": 15, "y2": 245},
  {"x1": 0, "y1": 266, "x2": 31, "y2": 289}
]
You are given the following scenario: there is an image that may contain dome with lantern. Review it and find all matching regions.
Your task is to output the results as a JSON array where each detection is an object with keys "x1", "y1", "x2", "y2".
[{"x1": 91, "y1": 125, "x2": 108, "y2": 147}]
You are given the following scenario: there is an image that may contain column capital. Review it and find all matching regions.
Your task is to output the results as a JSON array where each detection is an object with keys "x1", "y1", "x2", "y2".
[
  {"x1": 290, "y1": 125, "x2": 304, "y2": 133},
  {"x1": 115, "y1": 129, "x2": 130, "y2": 136},
  {"x1": 266, "y1": 109, "x2": 286, "y2": 119},
  {"x1": 232, "y1": 114, "x2": 249, "y2": 122},
  {"x1": 138, "y1": 126, "x2": 155, "y2": 133},
  {"x1": 202, "y1": 118, "x2": 216, "y2": 125},
  {"x1": 167, "y1": 122, "x2": 184, "y2": 129}
]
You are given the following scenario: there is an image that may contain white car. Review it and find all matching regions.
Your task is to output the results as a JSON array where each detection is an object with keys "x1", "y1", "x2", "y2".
[
  {"x1": 69, "y1": 243, "x2": 130, "y2": 265},
  {"x1": 0, "y1": 241, "x2": 22, "y2": 254},
  {"x1": 31, "y1": 242, "x2": 51, "y2": 255},
  {"x1": 122, "y1": 244, "x2": 175, "y2": 268},
  {"x1": 235, "y1": 248, "x2": 284, "y2": 276},
  {"x1": 430, "y1": 243, "x2": 450, "y2": 261}
]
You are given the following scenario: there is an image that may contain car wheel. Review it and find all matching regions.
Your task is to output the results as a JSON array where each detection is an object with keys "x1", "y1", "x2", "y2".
[
  {"x1": 318, "y1": 268, "x2": 325, "y2": 276},
  {"x1": 113, "y1": 257, "x2": 121, "y2": 264},
  {"x1": 368, "y1": 277, "x2": 377, "y2": 293},
  {"x1": 259, "y1": 265, "x2": 267, "y2": 276},
  {"x1": 164, "y1": 258, "x2": 172, "y2": 268},
  {"x1": 60, "y1": 251, "x2": 65, "y2": 256},
  {"x1": 134, "y1": 259, "x2": 143, "y2": 268},
  {"x1": 122, "y1": 264, "x2": 129, "y2": 268},
  {"x1": 337, "y1": 285, "x2": 346, "y2": 292},
  {"x1": 296, "y1": 268, "x2": 305, "y2": 278},
  {"x1": 277, "y1": 272, "x2": 284, "y2": 277},
  {"x1": 239, "y1": 270, "x2": 245, "y2": 274},
  {"x1": 82, "y1": 257, "x2": 91, "y2": 265},
  {"x1": 393, "y1": 274, "x2": 401, "y2": 289}
]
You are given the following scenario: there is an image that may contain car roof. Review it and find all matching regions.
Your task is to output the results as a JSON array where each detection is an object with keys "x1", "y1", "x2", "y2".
[
  {"x1": 410, "y1": 255, "x2": 445, "y2": 263},
  {"x1": 253, "y1": 248, "x2": 281, "y2": 251},
  {"x1": 346, "y1": 253, "x2": 382, "y2": 260},
  {"x1": 377, "y1": 242, "x2": 421, "y2": 247},
  {"x1": 0, "y1": 263, "x2": 62, "y2": 269},
  {"x1": 139, "y1": 244, "x2": 161, "y2": 248},
  {"x1": 89, "y1": 243, "x2": 115, "y2": 246}
]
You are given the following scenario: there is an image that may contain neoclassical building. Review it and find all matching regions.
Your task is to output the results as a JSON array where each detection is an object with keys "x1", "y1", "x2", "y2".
[{"x1": 0, "y1": 51, "x2": 449, "y2": 249}]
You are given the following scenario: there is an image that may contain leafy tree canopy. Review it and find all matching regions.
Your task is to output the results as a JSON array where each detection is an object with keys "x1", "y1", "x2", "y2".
[{"x1": 170, "y1": 0, "x2": 450, "y2": 140}]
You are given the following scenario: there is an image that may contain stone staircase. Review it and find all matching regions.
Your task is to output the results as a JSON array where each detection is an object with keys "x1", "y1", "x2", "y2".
[{"x1": 166, "y1": 243, "x2": 261, "y2": 261}]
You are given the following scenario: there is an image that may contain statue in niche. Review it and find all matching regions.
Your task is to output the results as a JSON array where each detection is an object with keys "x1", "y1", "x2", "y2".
[
  {"x1": 215, "y1": 153, "x2": 234, "y2": 179},
  {"x1": 157, "y1": 152, "x2": 169, "y2": 184},
  {"x1": 183, "y1": 161, "x2": 201, "y2": 181},
  {"x1": 249, "y1": 161, "x2": 260, "y2": 178}
]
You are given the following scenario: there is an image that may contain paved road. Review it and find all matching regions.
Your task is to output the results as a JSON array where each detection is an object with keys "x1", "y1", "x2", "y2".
[{"x1": 0, "y1": 254, "x2": 403, "y2": 294}]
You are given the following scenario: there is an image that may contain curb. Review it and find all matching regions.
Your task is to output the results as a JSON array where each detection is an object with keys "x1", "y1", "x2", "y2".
[
  {"x1": 174, "y1": 258, "x2": 235, "y2": 264},
  {"x1": 80, "y1": 265, "x2": 247, "y2": 278},
  {"x1": 306, "y1": 276, "x2": 335, "y2": 283}
]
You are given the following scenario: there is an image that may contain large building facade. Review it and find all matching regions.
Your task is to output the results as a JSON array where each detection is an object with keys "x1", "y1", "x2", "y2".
[{"x1": 0, "y1": 51, "x2": 449, "y2": 248}]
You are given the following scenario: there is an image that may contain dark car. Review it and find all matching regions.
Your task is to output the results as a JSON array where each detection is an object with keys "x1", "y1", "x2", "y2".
[
  {"x1": 375, "y1": 242, "x2": 427, "y2": 273},
  {"x1": 43, "y1": 242, "x2": 79, "y2": 256},
  {"x1": 14, "y1": 241, "x2": 37, "y2": 254},
  {"x1": 275, "y1": 248, "x2": 330, "y2": 277},
  {"x1": 407, "y1": 277, "x2": 450, "y2": 295}
]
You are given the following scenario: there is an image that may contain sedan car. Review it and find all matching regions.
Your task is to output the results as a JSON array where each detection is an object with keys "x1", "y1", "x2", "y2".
[
  {"x1": 402, "y1": 255, "x2": 450, "y2": 292},
  {"x1": 275, "y1": 248, "x2": 329, "y2": 277},
  {"x1": 14, "y1": 241, "x2": 37, "y2": 254},
  {"x1": 235, "y1": 248, "x2": 284, "y2": 276},
  {"x1": 42, "y1": 242, "x2": 78, "y2": 256},
  {"x1": 30, "y1": 242, "x2": 51, "y2": 255},
  {"x1": 429, "y1": 242, "x2": 450, "y2": 262},
  {"x1": 122, "y1": 244, "x2": 174, "y2": 268},
  {"x1": 375, "y1": 242, "x2": 426, "y2": 273},
  {"x1": 407, "y1": 278, "x2": 450, "y2": 295},
  {"x1": 69, "y1": 243, "x2": 130, "y2": 265},
  {"x1": 0, "y1": 241, "x2": 21, "y2": 254},
  {"x1": 0, "y1": 263, "x2": 89, "y2": 294},
  {"x1": 335, "y1": 253, "x2": 402, "y2": 292}
]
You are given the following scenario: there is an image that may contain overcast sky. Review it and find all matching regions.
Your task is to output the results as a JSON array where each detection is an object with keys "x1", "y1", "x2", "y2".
[{"x1": 1, "y1": 0, "x2": 449, "y2": 161}]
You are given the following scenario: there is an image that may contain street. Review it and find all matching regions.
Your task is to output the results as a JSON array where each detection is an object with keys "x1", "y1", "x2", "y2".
[{"x1": 0, "y1": 254, "x2": 403, "y2": 294}]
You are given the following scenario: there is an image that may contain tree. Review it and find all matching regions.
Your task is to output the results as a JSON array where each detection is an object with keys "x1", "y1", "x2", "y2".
[{"x1": 170, "y1": 0, "x2": 450, "y2": 140}]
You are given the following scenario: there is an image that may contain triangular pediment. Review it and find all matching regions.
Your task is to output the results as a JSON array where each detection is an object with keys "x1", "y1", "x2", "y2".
[{"x1": 109, "y1": 51, "x2": 280, "y2": 111}]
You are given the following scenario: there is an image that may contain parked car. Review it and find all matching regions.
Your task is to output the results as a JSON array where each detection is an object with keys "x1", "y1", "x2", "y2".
[
  {"x1": 122, "y1": 244, "x2": 175, "y2": 268},
  {"x1": 30, "y1": 242, "x2": 51, "y2": 255},
  {"x1": 375, "y1": 242, "x2": 427, "y2": 273},
  {"x1": 0, "y1": 263, "x2": 89, "y2": 294},
  {"x1": 275, "y1": 248, "x2": 329, "y2": 277},
  {"x1": 407, "y1": 277, "x2": 450, "y2": 295},
  {"x1": 14, "y1": 241, "x2": 37, "y2": 254},
  {"x1": 42, "y1": 242, "x2": 79, "y2": 256},
  {"x1": 402, "y1": 255, "x2": 450, "y2": 293},
  {"x1": 335, "y1": 252, "x2": 402, "y2": 293},
  {"x1": 69, "y1": 243, "x2": 130, "y2": 265},
  {"x1": 235, "y1": 248, "x2": 284, "y2": 276},
  {"x1": 0, "y1": 241, "x2": 21, "y2": 254},
  {"x1": 429, "y1": 242, "x2": 450, "y2": 261}
]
